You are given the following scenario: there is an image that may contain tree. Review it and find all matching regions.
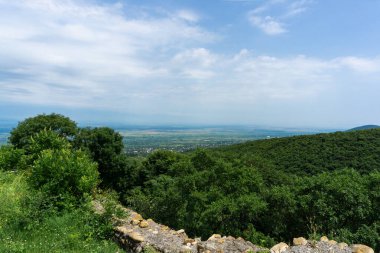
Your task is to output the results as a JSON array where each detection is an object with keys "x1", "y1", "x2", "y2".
[
  {"x1": 73, "y1": 127, "x2": 124, "y2": 187},
  {"x1": 9, "y1": 113, "x2": 78, "y2": 149}
]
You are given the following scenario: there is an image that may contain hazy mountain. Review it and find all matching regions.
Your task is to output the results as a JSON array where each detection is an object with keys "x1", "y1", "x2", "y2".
[{"x1": 347, "y1": 125, "x2": 380, "y2": 131}]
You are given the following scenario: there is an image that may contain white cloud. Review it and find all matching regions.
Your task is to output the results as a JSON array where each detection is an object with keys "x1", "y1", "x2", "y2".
[
  {"x1": 248, "y1": 0, "x2": 313, "y2": 35},
  {"x1": 285, "y1": 0, "x2": 313, "y2": 17},
  {"x1": 334, "y1": 57, "x2": 380, "y2": 72},
  {"x1": 248, "y1": 15, "x2": 287, "y2": 35},
  {"x1": 176, "y1": 10, "x2": 199, "y2": 22},
  {"x1": 1, "y1": 0, "x2": 380, "y2": 126}
]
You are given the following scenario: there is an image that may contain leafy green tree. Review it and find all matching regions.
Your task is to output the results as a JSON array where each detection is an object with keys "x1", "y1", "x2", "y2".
[
  {"x1": 9, "y1": 113, "x2": 77, "y2": 149},
  {"x1": 73, "y1": 127, "x2": 123, "y2": 187},
  {"x1": 140, "y1": 150, "x2": 184, "y2": 182},
  {"x1": 26, "y1": 129, "x2": 71, "y2": 163}
]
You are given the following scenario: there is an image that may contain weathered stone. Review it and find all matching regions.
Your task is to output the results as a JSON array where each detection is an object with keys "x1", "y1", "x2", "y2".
[
  {"x1": 351, "y1": 244, "x2": 374, "y2": 253},
  {"x1": 107, "y1": 204, "x2": 372, "y2": 253},
  {"x1": 131, "y1": 219, "x2": 141, "y2": 225},
  {"x1": 177, "y1": 229, "x2": 185, "y2": 234},
  {"x1": 127, "y1": 231, "x2": 145, "y2": 242},
  {"x1": 217, "y1": 238, "x2": 225, "y2": 244},
  {"x1": 161, "y1": 225, "x2": 169, "y2": 231},
  {"x1": 270, "y1": 242, "x2": 289, "y2": 253},
  {"x1": 184, "y1": 238, "x2": 195, "y2": 244},
  {"x1": 180, "y1": 245, "x2": 193, "y2": 253},
  {"x1": 115, "y1": 226, "x2": 132, "y2": 234},
  {"x1": 139, "y1": 220, "x2": 149, "y2": 228},
  {"x1": 293, "y1": 237, "x2": 308, "y2": 246},
  {"x1": 131, "y1": 213, "x2": 143, "y2": 221},
  {"x1": 320, "y1": 236, "x2": 329, "y2": 242},
  {"x1": 337, "y1": 242, "x2": 348, "y2": 249},
  {"x1": 208, "y1": 234, "x2": 222, "y2": 240}
]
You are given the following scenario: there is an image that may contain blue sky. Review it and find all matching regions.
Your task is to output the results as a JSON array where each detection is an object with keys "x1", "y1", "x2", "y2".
[{"x1": 1, "y1": 0, "x2": 380, "y2": 128}]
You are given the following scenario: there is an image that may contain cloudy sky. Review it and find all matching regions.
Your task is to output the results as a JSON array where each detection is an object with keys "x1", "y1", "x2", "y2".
[{"x1": 1, "y1": 0, "x2": 380, "y2": 128}]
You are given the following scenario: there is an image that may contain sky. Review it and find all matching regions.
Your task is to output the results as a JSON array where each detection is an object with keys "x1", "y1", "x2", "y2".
[{"x1": 1, "y1": 0, "x2": 380, "y2": 128}]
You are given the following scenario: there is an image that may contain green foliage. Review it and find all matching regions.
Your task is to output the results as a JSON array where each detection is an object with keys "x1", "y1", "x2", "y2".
[
  {"x1": 120, "y1": 130, "x2": 380, "y2": 251},
  {"x1": 0, "y1": 115, "x2": 124, "y2": 252},
  {"x1": 0, "y1": 170, "x2": 120, "y2": 253},
  {"x1": 214, "y1": 129, "x2": 380, "y2": 175},
  {"x1": 0, "y1": 171, "x2": 30, "y2": 229},
  {"x1": 4, "y1": 114, "x2": 380, "y2": 251},
  {"x1": 29, "y1": 148, "x2": 99, "y2": 206},
  {"x1": 27, "y1": 129, "x2": 71, "y2": 155},
  {"x1": 0, "y1": 145, "x2": 26, "y2": 171},
  {"x1": 9, "y1": 113, "x2": 78, "y2": 149},
  {"x1": 73, "y1": 127, "x2": 124, "y2": 187},
  {"x1": 125, "y1": 149, "x2": 268, "y2": 241}
]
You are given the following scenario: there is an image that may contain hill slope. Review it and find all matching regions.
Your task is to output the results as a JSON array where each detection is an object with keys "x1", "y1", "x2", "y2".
[
  {"x1": 347, "y1": 125, "x2": 380, "y2": 131},
  {"x1": 121, "y1": 128, "x2": 380, "y2": 252},
  {"x1": 212, "y1": 128, "x2": 380, "y2": 175}
]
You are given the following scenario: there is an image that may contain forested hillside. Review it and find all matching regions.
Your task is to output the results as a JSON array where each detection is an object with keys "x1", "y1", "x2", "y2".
[
  {"x1": 1, "y1": 114, "x2": 379, "y2": 252},
  {"x1": 212, "y1": 129, "x2": 380, "y2": 174},
  {"x1": 121, "y1": 129, "x2": 380, "y2": 251}
]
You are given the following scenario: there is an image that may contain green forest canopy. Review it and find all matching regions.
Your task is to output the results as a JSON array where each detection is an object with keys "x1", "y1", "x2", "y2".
[{"x1": 1, "y1": 114, "x2": 379, "y2": 251}]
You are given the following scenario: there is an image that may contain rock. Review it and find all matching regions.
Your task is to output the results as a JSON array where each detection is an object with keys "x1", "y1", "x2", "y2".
[
  {"x1": 293, "y1": 237, "x2": 308, "y2": 246},
  {"x1": 270, "y1": 242, "x2": 289, "y2": 253},
  {"x1": 131, "y1": 213, "x2": 143, "y2": 221},
  {"x1": 161, "y1": 225, "x2": 169, "y2": 231},
  {"x1": 217, "y1": 238, "x2": 225, "y2": 244},
  {"x1": 131, "y1": 219, "x2": 141, "y2": 225},
  {"x1": 208, "y1": 234, "x2": 222, "y2": 240},
  {"x1": 328, "y1": 240, "x2": 337, "y2": 245},
  {"x1": 177, "y1": 229, "x2": 185, "y2": 234},
  {"x1": 351, "y1": 244, "x2": 374, "y2": 253},
  {"x1": 127, "y1": 231, "x2": 145, "y2": 242},
  {"x1": 337, "y1": 242, "x2": 348, "y2": 249},
  {"x1": 320, "y1": 236, "x2": 329, "y2": 242},
  {"x1": 180, "y1": 245, "x2": 193, "y2": 253},
  {"x1": 139, "y1": 220, "x2": 149, "y2": 228},
  {"x1": 115, "y1": 226, "x2": 132, "y2": 234},
  {"x1": 184, "y1": 238, "x2": 195, "y2": 244}
]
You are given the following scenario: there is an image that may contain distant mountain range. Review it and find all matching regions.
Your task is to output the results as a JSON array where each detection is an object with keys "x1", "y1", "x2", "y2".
[{"x1": 347, "y1": 125, "x2": 380, "y2": 131}]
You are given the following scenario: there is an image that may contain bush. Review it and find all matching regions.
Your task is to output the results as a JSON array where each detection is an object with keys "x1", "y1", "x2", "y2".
[
  {"x1": 29, "y1": 148, "x2": 99, "y2": 207},
  {"x1": 0, "y1": 145, "x2": 26, "y2": 171}
]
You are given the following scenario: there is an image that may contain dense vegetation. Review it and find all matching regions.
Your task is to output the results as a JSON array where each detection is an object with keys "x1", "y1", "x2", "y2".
[
  {"x1": 0, "y1": 114, "x2": 124, "y2": 252},
  {"x1": 1, "y1": 114, "x2": 379, "y2": 252},
  {"x1": 120, "y1": 130, "x2": 380, "y2": 250}
]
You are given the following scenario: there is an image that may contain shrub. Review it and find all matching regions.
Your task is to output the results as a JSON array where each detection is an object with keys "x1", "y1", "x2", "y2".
[
  {"x1": 29, "y1": 148, "x2": 99, "y2": 207},
  {"x1": 0, "y1": 145, "x2": 26, "y2": 171}
]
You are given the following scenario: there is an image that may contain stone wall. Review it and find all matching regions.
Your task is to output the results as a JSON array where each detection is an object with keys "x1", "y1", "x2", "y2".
[{"x1": 102, "y1": 204, "x2": 375, "y2": 253}]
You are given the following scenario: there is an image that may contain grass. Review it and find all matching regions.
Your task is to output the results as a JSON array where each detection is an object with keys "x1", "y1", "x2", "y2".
[{"x1": 0, "y1": 170, "x2": 122, "y2": 253}]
